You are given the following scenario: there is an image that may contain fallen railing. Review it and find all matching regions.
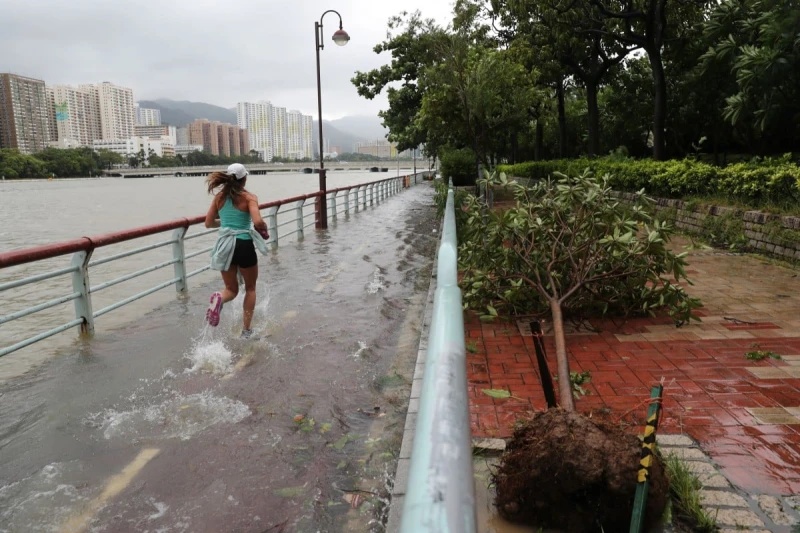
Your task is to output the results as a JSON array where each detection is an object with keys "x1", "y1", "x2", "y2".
[
  {"x1": 0, "y1": 174, "x2": 426, "y2": 358},
  {"x1": 400, "y1": 180, "x2": 476, "y2": 532}
]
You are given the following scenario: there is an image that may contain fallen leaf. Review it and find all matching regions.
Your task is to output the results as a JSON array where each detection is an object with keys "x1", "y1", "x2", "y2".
[
  {"x1": 274, "y1": 485, "x2": 305, "y2": 498},
  {"x1": 481, "y1": 389, "x2": 512, "y2": 399}
]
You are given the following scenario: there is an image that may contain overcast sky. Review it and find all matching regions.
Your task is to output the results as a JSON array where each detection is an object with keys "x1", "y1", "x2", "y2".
[{"x1": 1, "y1": 0, "x2": 455, "y2": 120}]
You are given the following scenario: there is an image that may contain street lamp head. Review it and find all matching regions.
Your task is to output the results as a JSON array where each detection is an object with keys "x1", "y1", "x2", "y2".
[{"x1": 332, "y1": 28, "x2": 350, "y2": 46}]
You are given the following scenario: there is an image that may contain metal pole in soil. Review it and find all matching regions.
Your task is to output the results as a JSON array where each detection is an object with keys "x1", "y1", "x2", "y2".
[{"x1": 629, "y1": 384, "x2": 664, "y2": 533}]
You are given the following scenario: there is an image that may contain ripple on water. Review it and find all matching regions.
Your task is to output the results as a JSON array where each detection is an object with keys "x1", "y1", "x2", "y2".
[
  {"x1": 0, "y1": 461, "x2": 94, "y2": 533},
  {"x1": 83, "y1": 390, "x2": 251, "y2": 441}
]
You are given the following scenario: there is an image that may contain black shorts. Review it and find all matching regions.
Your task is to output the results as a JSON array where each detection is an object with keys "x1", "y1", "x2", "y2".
[{"x1": 231, "y1": 238, "x2": 257, "y2": 269}]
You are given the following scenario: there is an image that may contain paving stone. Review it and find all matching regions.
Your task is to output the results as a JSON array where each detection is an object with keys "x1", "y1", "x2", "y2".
[
  {"x1": 661, "y1": 447, "x2": 709, "y2": 460},
  {"x1": 699, "y1": 474, "x2": 732, "y2": 489},
  {"x1": 657, "y1": 434, "x2": 694, "y2": 447},
  {"x1": 700, "y1": 489, "x2": 749, "y2": 507},
  {"x1": 714, "y1": 508, "x2": 765, "y2": 527},
  {"x1": 757, "y1": 494, "x2": 798, "y2": 526},
  {"x1": 472, "y1": 438, "x2": 506, "y2": 454},
  {"x1": 719, "y1": 530, "x2": 770, "y2": 533},
  {"x1": 683, "y1": 460, "x2": 718, "y2": 475}
]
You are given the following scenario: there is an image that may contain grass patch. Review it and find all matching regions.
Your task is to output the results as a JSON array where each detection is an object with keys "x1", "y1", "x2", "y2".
[
  {"x1": 466, "y1": 340, "x2": 480, "y2": 354},
  {"x1": 664, "y1": 455, "x2": 718, "y2": 532},
  {"x1": 745, "y1": 350, "x2": 782, "y2": 361}
]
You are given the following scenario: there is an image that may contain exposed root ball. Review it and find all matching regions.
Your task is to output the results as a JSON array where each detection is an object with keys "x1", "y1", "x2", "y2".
[{"x1": 493, "y1": 409, "x2": 667, "y2": 532}]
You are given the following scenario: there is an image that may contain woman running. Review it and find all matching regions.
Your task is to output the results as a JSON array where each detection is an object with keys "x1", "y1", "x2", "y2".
[{"x1": 204, "y1": 163, "x2": 269, "y2": 338}]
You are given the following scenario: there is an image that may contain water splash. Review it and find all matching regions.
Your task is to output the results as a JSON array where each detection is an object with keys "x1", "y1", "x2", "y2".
[
  {"x1": 83, "y1": 390, "x2": 251, "y2": 441},
  {"x1": 184, "y1": 340, "x2": 234, "y2": 375},
  {"x1": 366, "y1": 268, "x2": 387, "y2": 295}
]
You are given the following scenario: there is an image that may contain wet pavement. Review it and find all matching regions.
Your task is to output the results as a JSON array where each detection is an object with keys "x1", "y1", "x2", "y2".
[
  {"x1": 0, "y1": 184, "x2": 439, "y2": 533},
  {"x1": 465, "y1": 238, "x2": 800, "y2": 528}
]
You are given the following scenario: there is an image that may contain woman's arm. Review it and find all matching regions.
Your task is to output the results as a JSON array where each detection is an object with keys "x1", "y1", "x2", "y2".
[
  {"x1": 205, "y1": 196, "x2": 220, "y2": 228},
  {"x1": 247, "y1": 194, "x2": 267, "y2": 230}
]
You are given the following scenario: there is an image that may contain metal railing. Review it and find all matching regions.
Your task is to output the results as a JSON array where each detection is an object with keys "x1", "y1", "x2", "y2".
[
  {"x1": 0, "y1": 174, "x2": 426, "y2": 358},
  {"x1": 400, "y1": 181, "x2": 476, "y2": 532}
]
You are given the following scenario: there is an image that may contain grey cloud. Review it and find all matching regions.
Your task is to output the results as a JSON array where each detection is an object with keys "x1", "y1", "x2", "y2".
[{"x1": 1, "y1": 0, "x2": 454, "y2": 119}]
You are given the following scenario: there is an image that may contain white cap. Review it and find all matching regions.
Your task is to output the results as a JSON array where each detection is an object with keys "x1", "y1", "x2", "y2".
[{"x1": 226, "y1": 163, "x2": 249, "y2": 180}]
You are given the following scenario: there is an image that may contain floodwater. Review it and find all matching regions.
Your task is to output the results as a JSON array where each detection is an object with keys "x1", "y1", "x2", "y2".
[
  {"x1": 0, "y1": 179, "x2": 439, "y2": 532},
  {"x1": 0, "y1": 169, "x2": 415, "y2": 381}
]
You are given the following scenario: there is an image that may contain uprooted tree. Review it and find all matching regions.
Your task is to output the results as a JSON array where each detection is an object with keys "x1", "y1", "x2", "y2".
[{"x1": 459, "y1": 169, "x2": 701, "y2": 410}]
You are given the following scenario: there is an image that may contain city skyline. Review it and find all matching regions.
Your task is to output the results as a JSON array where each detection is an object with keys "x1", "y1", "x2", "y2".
[{"x1": 0, "y1": 0, "x2": 454, "y2": 120}]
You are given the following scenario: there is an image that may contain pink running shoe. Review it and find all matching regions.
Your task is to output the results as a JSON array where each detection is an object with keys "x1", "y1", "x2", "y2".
[{"x1": 206, "y1": 292, "x2": 223, "y2": 326}]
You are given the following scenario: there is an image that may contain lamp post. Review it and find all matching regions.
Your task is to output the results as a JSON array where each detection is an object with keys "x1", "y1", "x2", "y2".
[{"x1": 314, "y1": 10, "x2": 350, "y2": 229}]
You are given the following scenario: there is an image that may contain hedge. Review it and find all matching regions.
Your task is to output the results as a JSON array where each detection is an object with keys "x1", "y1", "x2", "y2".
[{"x1": 498, "y1": 155, "x2": 800, "y2": 206}]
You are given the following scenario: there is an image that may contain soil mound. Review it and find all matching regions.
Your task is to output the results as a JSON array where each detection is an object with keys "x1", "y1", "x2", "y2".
[{"x1": 494, "y1": 408, "x2": 667, "y2": 532}]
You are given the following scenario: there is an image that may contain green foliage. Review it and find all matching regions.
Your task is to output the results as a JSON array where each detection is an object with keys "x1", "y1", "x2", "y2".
[
  {"x1": 700, "y1": 211, "x2": 748, "y2": 250},
  {"x1": 499, "y1": 155, "x2": 800, "y2": 208},
  {"x1": 744, "y1": 350, "x2": 781, "y2": 361},
  {"x1": 699, "y1": 0, "x2": 800, "y2": 132},
  {"x1": 664, "y1": 455, "x2": 719, "y2": 532},
  {"x1": 0, "y1": 149, "x2": 49, "y2": 179},
  {"x1": 553, "y1": 370, "x2": 593, "y2": 399},
  {"x1": 440, "y1": 147, "x2": 477, "y2": 187},
  {"x1": 458, "y1": 169, "x2": 702, "y2": 323},
  {"x1": 0, "y1": 147, "x2": 121, "y2": 178},
  {"x1": 351, "y1": 11, "x2": 444, "y2": 153}
]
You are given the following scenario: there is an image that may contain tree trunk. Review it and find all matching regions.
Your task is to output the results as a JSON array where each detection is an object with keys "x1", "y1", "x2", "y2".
[
  {"x1": 586, "y1": 80, "x2": 600, "y2": 158},
  {"x1": 647, "y1": 46, "x2": 667, "y2": 161},
  {"x1": 535, "y1": 120, "x2": 544, "y2": 161},
  {"x1": 550, "y1": 298, "x2": 575, "y2": 412},
  {"x1": 557, "y1": 81, "x2": 568, "y2": 158}
]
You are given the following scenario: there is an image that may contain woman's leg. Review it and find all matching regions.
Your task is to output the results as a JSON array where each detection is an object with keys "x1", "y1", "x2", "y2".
[
  {"x1": 239, "y1": 264, "x2": 259, "y2": 330},
  {"x1": 220, "y1": 267, "x2": 240, "y2": 303}
]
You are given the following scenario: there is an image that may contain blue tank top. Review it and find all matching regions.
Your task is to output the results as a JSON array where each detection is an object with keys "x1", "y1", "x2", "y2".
[{"x1": 218, "y1": 196, "x2": 252, "y2": 240}]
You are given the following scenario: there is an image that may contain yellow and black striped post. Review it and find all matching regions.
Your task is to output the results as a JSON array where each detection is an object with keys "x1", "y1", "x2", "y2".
[{"x1": 629, "y1": 384, "x2": 664, "y2": 533}]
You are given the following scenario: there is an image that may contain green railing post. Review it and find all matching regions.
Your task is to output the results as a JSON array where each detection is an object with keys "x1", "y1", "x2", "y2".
[{"x1": 629, "y1": 384, "x2": 664, "y2": 533}]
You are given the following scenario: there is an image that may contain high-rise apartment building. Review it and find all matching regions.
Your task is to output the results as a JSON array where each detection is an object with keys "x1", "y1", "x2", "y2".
[
  {"x1": 0, "y1": 73, "x2": 55, "y2": 153},
  {"x1": 238, "y1": 101, "x2": 314, "y2": 161},
  {"x1": 49, "y1": 85, "x2": 102, "y2": 147},
  {"x1": 239, "y1": 129, "x2": 250, "y2": 157},
  {"x1": 271, "y1": 106, "x2": 287, "y2": 159},
  {"x1": 187, "y1": 119, "x2": 246, "y2": 157},
  {"x1": 237, "y1": 101, "x2": 275, "y2": 160},
  {"x1": 188, "y1": 119, "x2": 219, "y2": 155},
  {"x1": 301, "y1": 115, "x2": 314, "y2": 160},
  {"x1": 176, "y1": 127, "x2": 188, "y2": 146},
  {"x1": 135, "y1": 105, "x2": 161, "y2": 126},
  {"x1": 80, "y1": 82, "x2": 135, "y2": 140}
]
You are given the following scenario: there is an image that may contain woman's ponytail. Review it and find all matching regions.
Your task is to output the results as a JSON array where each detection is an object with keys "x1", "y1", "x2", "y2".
[{"x1": 206, "y1": 171, "x2": 245, "y2": 198}]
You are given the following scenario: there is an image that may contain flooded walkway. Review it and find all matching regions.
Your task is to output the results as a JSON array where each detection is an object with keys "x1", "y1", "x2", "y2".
[{"x1": 0, "y1": 185, "x2": 439, "y2": 533}]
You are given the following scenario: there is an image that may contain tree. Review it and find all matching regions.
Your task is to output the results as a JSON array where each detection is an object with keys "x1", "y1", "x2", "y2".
[
  {"x1": 499, "y1": 0, "x2": 633, "y2": 157},
  {"x1": 96, "y1": 149, "x2": 124, "y2": 170},
  {"x1": 459, "y1": 170, "x2": 700, "y2": 410},
  {"x1": 698, "y1": 0, "x2": 800, "y2": 154},
  {"x1": 418, "y1": 35, "x2": 542, "y2": 170},
  {"x1": 580, "y1": 0, "x2": 705, "y2": 160},
  {"x1": 352, "y1": 11, "x2": 446, "y2": 153}
]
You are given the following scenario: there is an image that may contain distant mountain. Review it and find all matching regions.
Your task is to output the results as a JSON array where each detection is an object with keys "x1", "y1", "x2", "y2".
[
  {"x1": 137, "y1": 98, "x2": 390, "y2": 151},
  {"x1": 329, "y1": 115, "x2": 388, "y2": 143},
  {"x1": 137, "y1": 99, "x2": 237, "y2": 127}
]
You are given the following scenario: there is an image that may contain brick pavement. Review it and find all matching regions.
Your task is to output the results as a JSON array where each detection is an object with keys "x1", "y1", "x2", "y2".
[{"x1": 466, "y1": 238, "x2": 800, "y2": 496}]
